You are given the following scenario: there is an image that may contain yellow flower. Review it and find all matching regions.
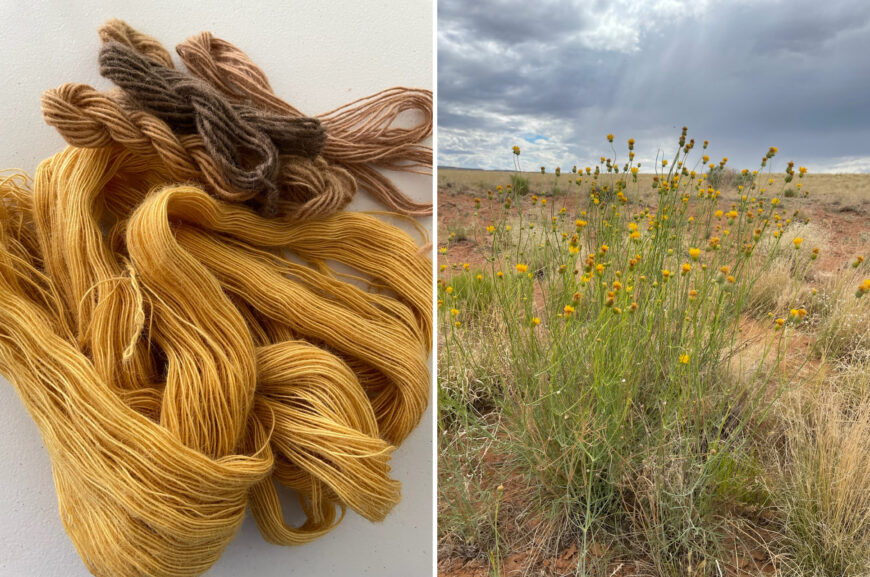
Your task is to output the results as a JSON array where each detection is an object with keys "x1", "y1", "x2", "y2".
[
  {"x1": 531, "y1": 317, "x2": 541, "y2": 326},
  {"x1": 857, "y1": 278, "x2": 870, "y2": 298},
  {"x1": 775, "y1": 318, "x2": 785, "y2": 328},
  {"x1": 679, "y1": 354, "x2": 690, "y2": 365},
  {"x1": 516, "y1": 263, "x2": 528, "y2": 273},
  {"x1": 476, "y1": 274, "x2": 483, "y2": 281},
  {"x1": 681, "y1": 263, "x2": 691, "y2": 275},
  {"x1": 689, "y1": 289, "x2": 698, "y2": 300},
  {"x1": 446, "y1": 286, "x2": 454, "y2": 294},
  {"x1": 689, "y1": 247, "x2": 701, "y2": 261},
  {"x1": 486, "y1": 225, "x2": 495, "y2": 234},
  {"x1": 512, "y1": 145, "x2": 521, "y2": 156},
  {"x1": 629, "y1": 230, "x2": 641, "y2": 241},
  {"x1": 662, "y1": 269, "x2": 672, "y2": 279},
  {"x1": 793, "y1": 237, "x2": 803, "y2": 249},
  {"x1": 789, "y1": 308, "x2": 808, "y2": 321},
  {"x1": 563, "y1": 305, "x2": 575, "y2": 317},
  {"x1": 569, "y1": 245, "x2": 580, "y2": 254},
  {"x1": 496, "y1": 271, "x2": 504, "y2": 278},
  {"x1": 607, "y1": 133, "x2": 614, "y2": 142},
  {"x1": 450, "y1": 308, "x2": 459, "y2": 317}
]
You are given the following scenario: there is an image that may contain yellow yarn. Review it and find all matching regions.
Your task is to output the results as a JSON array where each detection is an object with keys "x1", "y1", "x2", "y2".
[{"x1": 0, "y1": 144, "x2": 431, "y2": 576}]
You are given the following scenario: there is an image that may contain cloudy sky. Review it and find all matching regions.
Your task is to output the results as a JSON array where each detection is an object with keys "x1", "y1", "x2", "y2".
[{"x1": 438, "y1": 0, "x2": 870, "y2": 173}]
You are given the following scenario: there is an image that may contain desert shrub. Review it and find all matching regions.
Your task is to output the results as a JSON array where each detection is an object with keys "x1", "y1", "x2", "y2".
[
  {"x1": 510, "y1": 173, "x2": 529, "y2": 196},
  {"x1": 437, "y1": 132, "x2": 857, "y2": 573}
]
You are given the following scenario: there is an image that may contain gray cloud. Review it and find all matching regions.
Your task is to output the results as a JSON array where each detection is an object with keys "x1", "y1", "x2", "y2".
[{"x1": 438, "y1": 0, "x2": 870, "y2": 173}]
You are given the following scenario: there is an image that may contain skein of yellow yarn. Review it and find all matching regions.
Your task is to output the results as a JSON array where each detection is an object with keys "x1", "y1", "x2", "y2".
[{"x1": 0, "y1": 19, "x2": 432, "y2": 576}]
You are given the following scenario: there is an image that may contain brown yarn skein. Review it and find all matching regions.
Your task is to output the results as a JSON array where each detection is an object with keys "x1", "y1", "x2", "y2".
[
  {"x1": 174, "y1": 30, "x2": 434, "y2": 216},
  {"x1": 99, "y1": 41, "x2": 327, "y2": 214},
  {"x1": 41, "y1": 84, "x2": 355, "y2": 218}
]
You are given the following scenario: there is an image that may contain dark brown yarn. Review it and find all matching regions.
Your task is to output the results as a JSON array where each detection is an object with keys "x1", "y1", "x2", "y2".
[{"x1": 99, "y1": 41, "x2": 327, "y2": 214}]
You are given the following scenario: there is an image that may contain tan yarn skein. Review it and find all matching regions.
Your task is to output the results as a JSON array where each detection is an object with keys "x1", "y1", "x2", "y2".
[
  {"x1": 0, "y1": 140, "x2": 430, "y2": 576},
  {"x1": 41, "y1": 84, "x2": 357, "y2": 217},
  {"x1": 42, "y1": 20, "x2": 432, "y2": 218},
  {"x1": 173, "y1": 28, "x2": 434, "y2": 216}
]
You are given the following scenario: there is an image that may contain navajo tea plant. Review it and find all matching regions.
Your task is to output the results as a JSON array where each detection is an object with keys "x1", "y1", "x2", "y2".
[{"x1": 438, "y1": 130, "x2": 870, "y2": 576}]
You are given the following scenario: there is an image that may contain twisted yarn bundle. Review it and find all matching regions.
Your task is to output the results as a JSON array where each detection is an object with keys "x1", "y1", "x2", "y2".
[
  {"x1": 42, "y1": 19, "x2": 433, "y2": 218},
  {"x1": 0, "y1": 21, "x2": 431, "y2": 577}
]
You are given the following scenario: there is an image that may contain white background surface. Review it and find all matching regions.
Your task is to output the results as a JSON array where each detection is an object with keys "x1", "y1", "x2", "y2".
[{"x1": 0, "y1": 1, "x2": 433, "y2": 576}]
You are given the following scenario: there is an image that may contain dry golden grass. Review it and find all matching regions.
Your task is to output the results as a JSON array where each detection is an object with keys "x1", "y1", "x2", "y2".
[{"x1": 439, "y1": 169, "x2": 870, "y2": 208}]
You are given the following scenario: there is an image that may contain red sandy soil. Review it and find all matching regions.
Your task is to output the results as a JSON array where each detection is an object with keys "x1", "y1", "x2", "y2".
[{"x1": 438, "y1": 186, "x2": 869, "y2": 275}]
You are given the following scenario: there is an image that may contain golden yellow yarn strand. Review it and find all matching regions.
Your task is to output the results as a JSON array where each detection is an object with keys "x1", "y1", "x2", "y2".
[{"x1": 0, "y1": 139, "x2": 431, "y2": 576}]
